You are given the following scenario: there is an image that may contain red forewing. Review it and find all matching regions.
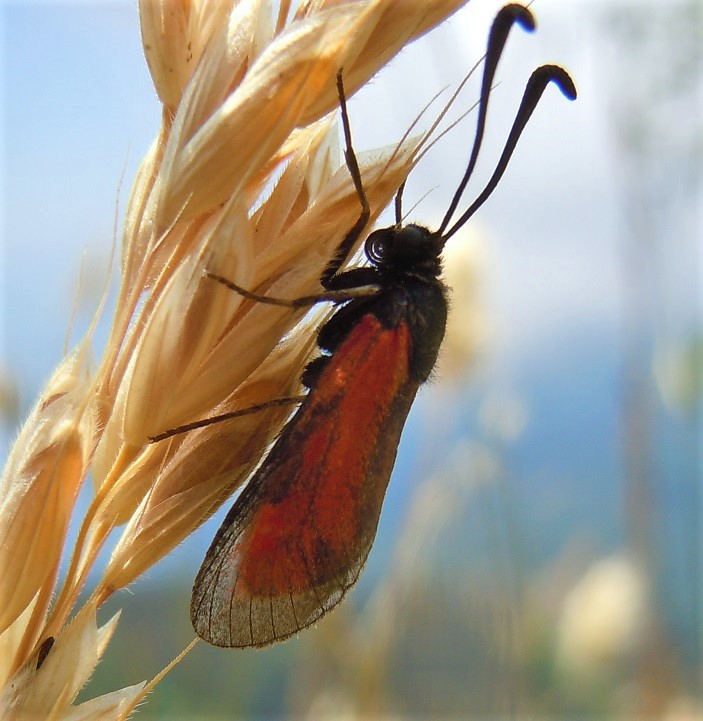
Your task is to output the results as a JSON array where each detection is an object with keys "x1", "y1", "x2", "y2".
[{"x1": 190, "y1": 313, "x2": 419, "y2": 647}]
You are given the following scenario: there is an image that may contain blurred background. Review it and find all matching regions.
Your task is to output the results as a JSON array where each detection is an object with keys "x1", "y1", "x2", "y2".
[{"x1": 1, "y1": 0, "x2": 701, "y2": 718}]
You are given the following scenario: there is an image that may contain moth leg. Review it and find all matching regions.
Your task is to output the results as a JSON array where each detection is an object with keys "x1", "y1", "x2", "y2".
[
  {"x1": 207, "y1": 272, "x2": 379, "y2": 307},
  {"x1": 149, "y1": 395, "x2": 305, "y2": 442},
  {"x1": 320, "y1": 70, "x2": 371, "y2": 289}
]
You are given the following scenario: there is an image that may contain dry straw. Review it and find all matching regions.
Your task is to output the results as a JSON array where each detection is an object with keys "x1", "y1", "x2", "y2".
[{"x1": 0, "y1": 0, "x2": 471, "y2": 717}]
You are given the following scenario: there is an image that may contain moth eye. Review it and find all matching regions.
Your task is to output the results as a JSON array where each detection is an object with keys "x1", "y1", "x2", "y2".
[{"x1": 365, "y1": 228, "x2": 395, "y2": 265}]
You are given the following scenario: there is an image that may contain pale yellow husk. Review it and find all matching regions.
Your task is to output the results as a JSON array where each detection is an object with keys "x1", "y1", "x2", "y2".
[{"x1": 0, "y1": 0, "x2": 471, "y2": 717}]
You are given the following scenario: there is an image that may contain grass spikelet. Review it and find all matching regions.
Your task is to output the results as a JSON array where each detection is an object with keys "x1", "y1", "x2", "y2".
[
  {"x1": 0, "y1": 0, "x2": 470, "y2": 715},
  {"x1": 0, "y1": 343, "x2": 93, "y2": 653}
]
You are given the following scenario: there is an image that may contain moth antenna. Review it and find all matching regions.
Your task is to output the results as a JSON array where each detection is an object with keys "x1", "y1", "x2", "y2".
[
  {"x1": 437, "y1": 3, "x2": 536, "y2": 236},
  {"x1": 389, "y1": 58, "x2": 483, "y2": 229},
  {"x1": 441, "y1": 64, "x2": 577, "y2": 242}
]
